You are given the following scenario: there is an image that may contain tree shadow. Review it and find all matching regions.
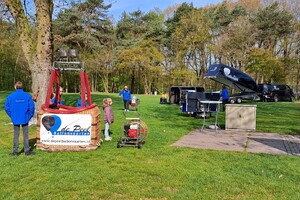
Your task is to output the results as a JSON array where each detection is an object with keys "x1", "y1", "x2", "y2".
[{"x1": 249, "y1": 137, "x2": 300, "y2": 155}]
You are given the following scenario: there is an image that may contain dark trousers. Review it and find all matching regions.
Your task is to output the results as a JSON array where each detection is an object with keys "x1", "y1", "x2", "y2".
[
  {"x1": 222, "y1": 99, "x2": 228, "y2": 112},
  {"x1": 123, "y1": 100, "x2": 130, "y2": 110},
  {"x1": 13, "y1": 124, "x2": 30, "y2": 153}
]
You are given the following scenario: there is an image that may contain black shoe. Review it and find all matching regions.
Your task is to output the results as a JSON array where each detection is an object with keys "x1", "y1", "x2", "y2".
[
  {"x1": 25, "y1": 151, "x2": 35, "y2": 156},
  {"x1": 9, "y1": 152, "x2": 18, "y2": 156}
]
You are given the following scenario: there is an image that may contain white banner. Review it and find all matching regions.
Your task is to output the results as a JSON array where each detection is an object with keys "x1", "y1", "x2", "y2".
[{"x1": 40, "y1": 114, "x2": 92, "y2": 146}]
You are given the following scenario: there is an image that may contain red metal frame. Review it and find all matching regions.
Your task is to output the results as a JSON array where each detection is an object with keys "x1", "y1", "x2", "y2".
[{"x1": 41, "y1": 69, "x2": 96, "y2": 114}]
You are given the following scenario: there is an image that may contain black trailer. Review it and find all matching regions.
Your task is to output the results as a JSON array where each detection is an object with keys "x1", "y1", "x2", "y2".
[
  {"x1": 204, "y1": 64, "x2": 259, "y2": 103},
  {"x1": 168, "y1": 86, "x2": 205, "y2": 105}
]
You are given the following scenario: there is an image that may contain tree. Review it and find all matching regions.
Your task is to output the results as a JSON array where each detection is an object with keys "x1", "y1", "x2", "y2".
[
  {"x1": 142, "y1": 10, "x2": 164, "y2": 43},
  {"x1": 0, "y1": 19, "x2": 30, "y2": 90},
  {"x1": 171, "y1": 9, "x2": 211, "y2": 86},
  {"x1": 115, "y1": 9, "x2": 164, "y2": 92},
  {"x1": 52, "y1": 0, "x2": 113, "y2": 92},
  {"x1": 216, "y1": 16, "x2": 255, "y2": 69},
  {"x1": 165, "y1": 2, "x2": 195, "y2": 39},
  {"x1": 250, "y1": 2, "x2": 294, "y2": 50},
  {"x1": 2, "y1": 0, "x2": 53, "y2": 121},
  {"x1": 246, "y1": 48, "x2": 284, "y2": 83},
  {"x1": 116, "y1": 40, "x2": 162, "y2": 94},
  {"x1": 53, "y1": 0, "x2": 112, "y2": 52},
  {"x1": 85, "y1": 46, "x2": 115, "y2": 93}
]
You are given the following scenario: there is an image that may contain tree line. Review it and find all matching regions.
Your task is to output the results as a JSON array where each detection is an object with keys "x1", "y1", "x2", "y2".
[{"x1": 0, "y1": 0, "x2": 299, "y2": 98}]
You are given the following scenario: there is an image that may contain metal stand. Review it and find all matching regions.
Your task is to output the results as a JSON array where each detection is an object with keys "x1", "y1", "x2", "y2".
[{"x1": 200, "y1": 101, "x2": 222, "y2": 132}]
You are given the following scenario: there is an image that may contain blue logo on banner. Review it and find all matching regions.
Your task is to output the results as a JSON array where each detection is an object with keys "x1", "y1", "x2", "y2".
[
  {"x1": 42, "y1": 115, "x2": 62, "y2": 134},
  {"x1": 50, "y1": 115, "x2": 62, "y2": 134},
  {"x1": 42, "y1": 115, "x2": 91, "y2": 136}
]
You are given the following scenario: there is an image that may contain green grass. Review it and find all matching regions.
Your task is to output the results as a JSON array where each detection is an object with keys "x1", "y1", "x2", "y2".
[{"x1": 0, "y1": 92, "x2": 299, "y2": 199}]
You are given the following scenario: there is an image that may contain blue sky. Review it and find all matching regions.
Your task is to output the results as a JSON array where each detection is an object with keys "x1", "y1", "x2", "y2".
[{"x1": 104, "y1": 0, "x2": 224, "y2": 21}]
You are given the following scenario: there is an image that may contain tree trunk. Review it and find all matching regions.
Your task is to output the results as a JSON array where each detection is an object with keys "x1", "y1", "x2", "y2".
[
  {"x1": 5, "y1": 0, "x2": 53, "y2": 123},
  {"x1": 31, "y1": 1, "x2": 53, "y2": 121},
  {"x1": 101, "y1": 73, "x2": 109, "y2": 93},
  {"x1": 131, "y1": 71, "x2": 135, "y2": 94}
]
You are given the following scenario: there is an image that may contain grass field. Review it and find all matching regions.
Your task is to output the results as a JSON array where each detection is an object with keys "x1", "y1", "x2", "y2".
[{"x1": 0, "y1": 91, "x2": 299, "y2": 199}]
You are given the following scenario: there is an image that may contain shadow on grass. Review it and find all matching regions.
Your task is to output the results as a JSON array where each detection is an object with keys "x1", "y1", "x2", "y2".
[
  {"x1": 8, "y1": 138, "x2": 38, "y2": 155},
  {"x1": 24, "y1": 138, "x2": 37, "y2": 153}
]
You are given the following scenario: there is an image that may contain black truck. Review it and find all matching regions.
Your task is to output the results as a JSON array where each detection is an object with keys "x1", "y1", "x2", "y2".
[{"x1": 257, "y1": 83, "x2": 294, "y2": 102}]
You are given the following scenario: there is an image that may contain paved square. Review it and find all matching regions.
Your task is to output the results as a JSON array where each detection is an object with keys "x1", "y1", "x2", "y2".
[{"x1": 171, "y1": 129, "x2": 300, "y2": 156}]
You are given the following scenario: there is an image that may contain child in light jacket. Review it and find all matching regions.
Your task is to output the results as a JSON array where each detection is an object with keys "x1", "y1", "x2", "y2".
[{"x1": 102, "y1": 98, "x2": 114, "y2": 141}]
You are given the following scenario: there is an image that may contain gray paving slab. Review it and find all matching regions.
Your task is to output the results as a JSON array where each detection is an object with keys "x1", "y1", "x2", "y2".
[
  {"x1": 247, "y1": 132, "x2": 286, "y2": 155},
  {"x1": 282, "y1": 135, "x2": 300, "y2": 156},
  {"x1": 171, "y1": 129, "x2": 300, "y2": 156}
]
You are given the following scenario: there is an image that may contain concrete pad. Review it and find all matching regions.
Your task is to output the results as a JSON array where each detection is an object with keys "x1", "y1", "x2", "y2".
[
  {"x1": 172, "y1": 129, "x2": 248, "y2": 152},
  {"x1": 282, "y1": 135, "x2": 300, "y2": 156},
  {"x1": 247, "y1": 134, "x2": 288, "y2": 155},
  {"x1": 171, "y1": 129, "x2": 300, "y2": 156}
]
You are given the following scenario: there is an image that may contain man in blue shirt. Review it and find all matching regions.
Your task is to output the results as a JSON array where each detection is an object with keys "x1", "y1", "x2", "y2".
[
  {"x1": 5, "y1": 81, "x2": 35, "y2": 156},
  {"x1": 221, "y1": 85, "x2": 229, "y2": 111},
  {"x1": 119, "y1": 86, "x2": 131, "y2": 111}
]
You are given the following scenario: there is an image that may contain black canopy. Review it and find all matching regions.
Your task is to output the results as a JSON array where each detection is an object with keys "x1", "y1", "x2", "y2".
[{"x1": 204, "y1": 64, "x2": 257, "y2": 93}]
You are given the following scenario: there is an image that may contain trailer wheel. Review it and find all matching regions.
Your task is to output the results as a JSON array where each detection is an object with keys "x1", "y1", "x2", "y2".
[
  {"x1": 236, "y1": 98, "x2": 242, "y2": 104},
  {"x1": 229, "y1": 99, "x2": 235, "y2": 104}
]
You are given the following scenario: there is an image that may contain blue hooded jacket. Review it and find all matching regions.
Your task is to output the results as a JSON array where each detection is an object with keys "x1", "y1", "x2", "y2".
[
  {"x1": 5, "y1": 89, "x2": 35, "y2": 125},
  {"x1": 119, "y1": 89, "x2": 131, "y2": 101}
]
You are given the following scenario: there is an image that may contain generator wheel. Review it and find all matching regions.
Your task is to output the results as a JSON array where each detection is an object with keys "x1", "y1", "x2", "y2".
[
  {"x1": 137, "y1": 142, "x2": 142, "y2": 149},
  {"x1": 117, "y1": 141, "x2": 122, "y2": 148}
]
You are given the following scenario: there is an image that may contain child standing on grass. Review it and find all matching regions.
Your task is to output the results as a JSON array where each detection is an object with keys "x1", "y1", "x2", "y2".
[{"x1": 103, "y1": 98, "x2": 114, "y2": 141}]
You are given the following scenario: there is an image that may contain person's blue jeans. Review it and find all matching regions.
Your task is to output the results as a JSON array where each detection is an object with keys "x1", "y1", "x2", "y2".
[
  {"x1": 13, "y1": 124, "x2": 30, "y2": 153},
  {"x1": 104, "y1": 122, "x2": 110, "y2": 138}
]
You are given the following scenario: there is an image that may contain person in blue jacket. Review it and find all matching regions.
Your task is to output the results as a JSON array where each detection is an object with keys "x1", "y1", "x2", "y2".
[
  {"x1": 4, "y1": 81, "x2": 35, "y2": 156},
  {"x1": 51, "y1": 86, "x2": 63, "y2": 105},
  {"x1": 221, "y1": 85, "x2": 229, "y2": 111},
  {"x1": 119, "y1": 85, "x2": 131, "y2": 111},
  {"x1": 77, "y1": 92, "x2": 88, "y2": 107}
]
